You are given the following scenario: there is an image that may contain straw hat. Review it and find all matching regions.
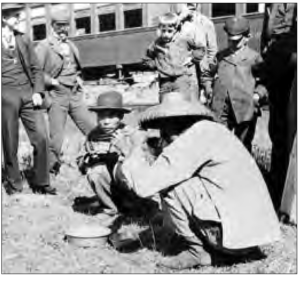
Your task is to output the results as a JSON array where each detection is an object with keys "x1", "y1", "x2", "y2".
[
  {"x1": 89, "y1": 91, "x2": 131, "y2": 113},
  {"x1": 139, "y1": 92, "x2": 214, "y2": 129}
]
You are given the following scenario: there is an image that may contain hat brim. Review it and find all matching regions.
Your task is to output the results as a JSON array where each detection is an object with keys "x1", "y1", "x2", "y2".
[
  {"x1": 140, "y1": 115, "x2": 209, "y2": 129},
  {"x1": 88, "y1": 106, "x2": 131, "y2": 113},
  {"x1": 139, "y1": 102, "x2": 215, "y2": 129}
]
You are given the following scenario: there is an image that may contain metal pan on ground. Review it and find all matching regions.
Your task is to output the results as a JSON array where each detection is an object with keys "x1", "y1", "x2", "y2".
[{"x1": 65, "y1": 225, "x2": 112, "y2": 248}]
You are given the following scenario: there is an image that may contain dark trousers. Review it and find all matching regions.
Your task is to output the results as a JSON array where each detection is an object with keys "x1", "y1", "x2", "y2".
[
  {"x1": 217, "y1": 93, "x2": 257, "y2": 152},
  {"x1": 267, "y1": 72, "x2": 294, "y2": 210},
  {"x1": 48, "y1": 84, "x2": 95, "y2": 173},
  {"x1": 2, "y1": 84, "x2": 50, "y2": 191}
]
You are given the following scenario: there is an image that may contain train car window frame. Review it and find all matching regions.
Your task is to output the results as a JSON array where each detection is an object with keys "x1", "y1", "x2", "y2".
[
  {"x1": 124, "y1": 8, "x2": 143, "y2": 29},
  {"x1": 75, "y1": 16, "x2": 91, "y2": 36},
  {"x1": 32, "y1": 23, "x2": 47, "y2": 41},
  {"x1": 211, "y1": 3, "x2": 236, "y2": 18},
  {"x1": 99, "y1": 12, "x2": 116, "y2": 32}
]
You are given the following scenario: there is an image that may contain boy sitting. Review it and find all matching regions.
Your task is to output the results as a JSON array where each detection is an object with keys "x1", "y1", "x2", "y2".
[
  {"x1": 144, "y1": 12, "x2": 206, "y2": 102},
  {"x1": 211, "y1": 16, "x2": 267, "y2": 152},
  {"x1": 76, "y1": 91, "x2": 153, "y2": 223}
]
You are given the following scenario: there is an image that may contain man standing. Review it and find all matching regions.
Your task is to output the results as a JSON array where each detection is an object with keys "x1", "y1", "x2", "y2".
[
  {"x1": 2, "y1": 4, "x2": 55, "y2": 195},
  {"x1": 176, "y1": 3, "x2": 218, "y2": 103},
  {"x1": 36, "y1": 10, "x2": 95, "y2": 176},
  {"x1": 261, "y1": 3, "x2": 297, "y2": 210}
]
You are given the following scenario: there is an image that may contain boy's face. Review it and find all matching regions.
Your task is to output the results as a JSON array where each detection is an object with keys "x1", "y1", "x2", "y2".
[
  {"x1": 159, "y1": 25, "x2": 177, "y2": 43},
  {"x1": 228, "y1": 35, "x2": 248, "y2": 51},
  {"x1": 97, "y1": 110, "x2": 123, "y2": 134}
]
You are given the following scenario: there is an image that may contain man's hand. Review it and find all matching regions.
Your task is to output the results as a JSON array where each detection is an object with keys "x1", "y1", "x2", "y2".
[{"x1": 32, "y1": 93, "x2": 43, "y2": 107}]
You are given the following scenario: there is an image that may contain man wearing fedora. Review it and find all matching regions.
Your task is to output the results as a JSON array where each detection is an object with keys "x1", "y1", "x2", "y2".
[
  {"x1": 211, "y1": 16, "x2": 267, "y2": 152},
  {"x1": 119, "y1": 92, "x2": 280, "y2": 269},
  {"x1": 2, "y1": 4, "x2": 55, "y2": 195},
  {"x1": 76, "y1": 91, "x2": 154, "y2": 222},
  {"x1": 36, "y1": 9, "x2": 95, "y2": 176}
]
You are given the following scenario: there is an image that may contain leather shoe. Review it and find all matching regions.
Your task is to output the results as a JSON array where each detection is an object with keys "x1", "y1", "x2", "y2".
[
  {"x1": 32, "y1": 185, "x2": 57, "y2": 195},
  {"x1": 158, "y1": 244, "x2": 212, "y2": 269}
]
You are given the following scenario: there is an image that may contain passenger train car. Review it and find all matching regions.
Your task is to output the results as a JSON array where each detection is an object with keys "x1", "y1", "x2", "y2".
[{"x1": 19, "y1": 3, "x2": 265, "y2": 79}]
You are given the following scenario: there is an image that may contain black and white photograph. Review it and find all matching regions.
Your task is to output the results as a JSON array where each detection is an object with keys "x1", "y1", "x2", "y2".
[{"x1": 1, "y1": 1, "x2": 297, "y2": 274}]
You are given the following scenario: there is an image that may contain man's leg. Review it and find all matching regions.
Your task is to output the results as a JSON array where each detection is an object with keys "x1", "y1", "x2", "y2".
[
  {"x1": 69, "y1": 91, "x2": 95, "y2": 136},
  {"x1": 48, "y1": 91, "x2": 69, "y2": 174},
  {"x1": 1, "y1": 87, "x2": 23, "y2": 193},
  {"x1": 20, "y1": 94, "x2": 56, "y2": 194},
  {"x1": 268, "y1": 80, "x2": 292, "y2": 210},
  {"x1": 159, "y1": 178, "x2": 216, "y2": 269}
]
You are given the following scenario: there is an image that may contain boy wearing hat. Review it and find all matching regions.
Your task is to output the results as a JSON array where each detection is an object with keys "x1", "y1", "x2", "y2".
[
  {"x1": 211, "y1": 16, "x2": 267, "y2": 152},
  {"x1": 36, "y1": 9, "x2": 95, "y2": 176},
  {"x1": 144, "y1": 12, "x2": 206, "y2": 102},
  {"x1": 119, "y1": 92, "x2": 280, "y2": 269},
  {"x1": 2, "y1": 4, "x2": 55, "y2": 195},
  {"x1": 77, "y1": 91, "x2": 152, "y2": 221}
]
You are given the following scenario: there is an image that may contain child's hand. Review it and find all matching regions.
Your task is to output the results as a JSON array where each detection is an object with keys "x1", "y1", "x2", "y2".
[{"x1": 111, "y1": 131, "x2": 131, "y2": 157}]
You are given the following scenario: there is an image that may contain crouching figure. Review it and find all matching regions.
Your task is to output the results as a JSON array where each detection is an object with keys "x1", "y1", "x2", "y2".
[{"x1": 119, "y1": 92, "x2": 281, "y2": 269}]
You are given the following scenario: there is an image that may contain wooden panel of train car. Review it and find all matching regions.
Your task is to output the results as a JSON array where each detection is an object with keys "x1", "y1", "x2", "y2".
[{"x1": 72, "y1": 27, "x2": 157, "y2": 68}]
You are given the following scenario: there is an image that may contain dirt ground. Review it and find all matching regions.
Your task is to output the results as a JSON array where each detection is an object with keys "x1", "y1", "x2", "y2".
[{"x1": 1, "y1": 108, "x2": 297, "y2": 274}]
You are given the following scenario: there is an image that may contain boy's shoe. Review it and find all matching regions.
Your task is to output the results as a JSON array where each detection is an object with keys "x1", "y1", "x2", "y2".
[{"x1": 32, "y1": 185, "x2": 57, "y2": 195}]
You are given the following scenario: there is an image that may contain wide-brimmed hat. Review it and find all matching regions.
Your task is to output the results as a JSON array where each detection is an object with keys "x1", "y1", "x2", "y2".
[
  {"x1": 224, "y1": 17, "x2": 250, "y2": 40},
  {"x1": 139, "y1": 92, "x2": 214, "y2": 129},
  {"x1": 89, "y1": 91, "x2": 131, "y2": 113}
]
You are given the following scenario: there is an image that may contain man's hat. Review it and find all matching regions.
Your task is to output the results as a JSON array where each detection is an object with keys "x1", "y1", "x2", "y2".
[
  {"x1": 51, "y1": 10, "x2": 70, "y2": 23},
  {"x1": 139, "y1": 92, "x2": 214, "y2": 129},
  {"x1": 2, "y1": 3, "x2": 24, "y2": 14},
  {"x1": 224, "y1": 17, "x2": 250, "y2": 40},
  {"x1": 89, "y1": 91, "x2": 131, "y2": 113}
]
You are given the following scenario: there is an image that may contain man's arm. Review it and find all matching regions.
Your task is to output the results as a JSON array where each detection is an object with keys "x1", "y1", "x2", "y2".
[
  {"x1": 25, "y1": 35, "x2": 45, "y2": 95},
  {"x1": 35, "y1": 41, "x2": 54, "y2": 87},
  {"x1": 122, "y1": 123, "x2": 211, "y2": 198}
]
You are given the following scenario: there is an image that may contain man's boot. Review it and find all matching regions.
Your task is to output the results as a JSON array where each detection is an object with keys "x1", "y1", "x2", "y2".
[{"x1": 158, "y1": 235, "x2": 212, "y2": 269}]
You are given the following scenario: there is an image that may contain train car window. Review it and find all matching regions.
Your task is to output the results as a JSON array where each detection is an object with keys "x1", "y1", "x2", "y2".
[
  {"x1": 33, "y1": 24, "x2": 46, "y2": 41},
  {"x1": 246, "y1": 3, "x2": 259, "y2": 13},
  {"x1": 212, "y1": 3, "x2": 235, "y2": 18},
  {"x1": 75, "y1": 17, "x2": 91, "y2": 35},
  {"x1": 124, "y1": 9, "x2": 143, "y2": 28},
  {"x1": 99, "y1": 13, "x2": 116, "y2": 32}
]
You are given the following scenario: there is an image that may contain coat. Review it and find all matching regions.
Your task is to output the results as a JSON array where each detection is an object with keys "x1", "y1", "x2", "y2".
[
  {"x1": 35, "y1": 35, "x2": 81, "y2": 88},
  {"x1": 212, "y1": 46, "x2": 267, "y2": 124},
  {"x1": 122, "y1": 120, "x2": 281, "y2": 249},
  {"x1": 13, "y1": 32, "x2": 45, "y2": 94}
]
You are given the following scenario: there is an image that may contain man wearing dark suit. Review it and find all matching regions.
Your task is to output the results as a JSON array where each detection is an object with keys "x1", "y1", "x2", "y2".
[
  {"x1": 2, "y1": 4, "x2": 56, "y2": 195},
  {"x1": 36, "y1": 10, "x2": 95, "y2": 176},
  {"x1": 261, "y1": 3, "x2": 297, "y2": 210}
]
